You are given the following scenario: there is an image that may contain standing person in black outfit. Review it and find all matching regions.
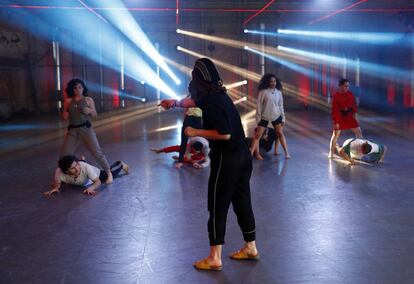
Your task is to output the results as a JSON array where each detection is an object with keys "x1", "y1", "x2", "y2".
[{"x1": 160, "y1": 58, "x2": 259, "y2": 271}]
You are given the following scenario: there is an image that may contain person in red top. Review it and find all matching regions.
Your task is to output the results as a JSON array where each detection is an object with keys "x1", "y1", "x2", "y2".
[{"x1": 328, "y1": 78, "x2": 363, "y2": 158}]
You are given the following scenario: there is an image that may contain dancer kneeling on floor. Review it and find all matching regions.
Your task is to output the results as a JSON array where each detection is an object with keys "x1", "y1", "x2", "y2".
[
  {"x1": 150, "y1": 136, "x2": 210, "y2": 169},
  {"x1": 43, "y1": 155, "x2": 129, "y2": 196},
  {"x1": 336, "y1": 138, "x2": 387, "y2": 165}
]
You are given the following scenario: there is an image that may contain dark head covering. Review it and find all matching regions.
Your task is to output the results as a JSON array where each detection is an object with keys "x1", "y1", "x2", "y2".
[
  {"x1": 193, "y1": 58, "x2": 223, "y2": 86},
  {"x1": 189, "y1": 58, "x2": 225, "y2": 102}
]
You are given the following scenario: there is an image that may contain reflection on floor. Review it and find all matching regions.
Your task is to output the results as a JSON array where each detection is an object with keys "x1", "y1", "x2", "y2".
[{"x1": 1, "y1": 109, "x2": 413, "y2": 283}]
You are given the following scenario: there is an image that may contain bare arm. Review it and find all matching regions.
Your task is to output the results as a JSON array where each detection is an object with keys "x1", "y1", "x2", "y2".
[
  {"x1": 279, "y1": 92, "x2": 286, "y2": 123},
  {"x1": 83, "y1": 97, "x2": 98, "y2": 119},
  {"x1": 61, "y1": 98, "x2": 71, "y2": 120},
  {"x1": 185, "y1": 127, "x2": 230, "y2": 140},
  {"x1": 255, "y1": 91, "x2": 263, "y2": 123},
  {"x1": 159, "y1": 98, "x2": 197, "y2": 109},
  {"x1": 83, "y1": 178, "x2": 101, "y2": 195},
  {"x1": 43, "y1": 168, "x2": 62, "y2": 196},
  {"x1": 338, "y1": 148, "x2": 355, "y2": 165}
]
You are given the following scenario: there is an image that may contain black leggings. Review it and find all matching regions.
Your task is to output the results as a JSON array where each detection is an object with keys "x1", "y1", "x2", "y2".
[
  {"x1": 207, "y1": 146, "x2": 256, "y2": 245},
  {"x1": 99, "y1": 161, "x2": 123, "y2": 182},
  {"x1": 178, "y1": 115, "x2": 202, "y2": 162}
]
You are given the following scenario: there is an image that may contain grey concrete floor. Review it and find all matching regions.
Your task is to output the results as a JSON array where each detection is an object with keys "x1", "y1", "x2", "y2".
[{"x1": 0, "y1": 108, "x2": 414, "y2": 284}]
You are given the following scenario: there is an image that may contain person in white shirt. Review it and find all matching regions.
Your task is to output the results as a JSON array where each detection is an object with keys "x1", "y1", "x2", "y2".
[
  {"x1": 336, "y1": 138, "x2": 387, "y2": 165},
  {"x1": 43, "y1": 155, "x2": 129, "y2": 196},
  {"x1": 250, "y1": 73, "x2": 290, "y2": 160},
  {"x1": 150, "y1": 136, "x2": 210, "y2": 169}
]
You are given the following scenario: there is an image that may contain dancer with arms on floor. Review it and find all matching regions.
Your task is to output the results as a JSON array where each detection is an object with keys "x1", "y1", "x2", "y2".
[
  {"x1": 335, "y1": 138, "x2": 387, "y2": 165},
  {"x1": 44, "y1": 155, "x2": 128, "y2": 196},
  {"x1": 150, "y1": 136, "x2": 210, "y2": 169},
  {"x1": 160, "y1": 58, "x2": 259, "y2": 271}
]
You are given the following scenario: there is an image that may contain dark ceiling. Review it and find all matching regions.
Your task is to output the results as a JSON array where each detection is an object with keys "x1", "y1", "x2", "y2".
[{"x1": 1, "y1": 0, "x2": 413, "y2": 30}]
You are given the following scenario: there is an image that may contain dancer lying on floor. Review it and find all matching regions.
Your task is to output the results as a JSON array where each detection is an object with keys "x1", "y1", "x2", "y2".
[
  {"x1": 336, "y1": 138, "x2": 387, "y2": 165},
  {"x1": 150, "y1": 136, "x2": 210, "y2": 169},
  {"x1": 43, "y1": 155, "x2": 129, "y2": 196}
]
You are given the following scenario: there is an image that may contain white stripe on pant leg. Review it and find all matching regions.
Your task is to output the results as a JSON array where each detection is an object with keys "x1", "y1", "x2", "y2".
[{"x1": 213, "y1": 154, "x2": 223, "y2": 242}]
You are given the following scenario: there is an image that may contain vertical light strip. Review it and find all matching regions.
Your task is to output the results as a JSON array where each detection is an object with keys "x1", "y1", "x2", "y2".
[
  {"x1": 355, "y1": 57, "x2": 360, "y2": 87},
  {"x1": 260, "y1": 23, "x2": 265, "y2": 75},
  {"x1": 155, "y1": 42, "x2": 161, "y2": 102},
  {"x1": 176, "y1": 0, "x2": 179, "y2": 26},
  {"x1": 342, "y1": 58, "x2": 347, "y2": 78},
  {"x1": 52, "y1": 41, "x2": 61, "y2": 91},
  {"x1": 119, "y1": 41, "x2": 125, "y2": 90},
  {"x1": 411, "y1": 36, "x2": 414, "y2": 108}
]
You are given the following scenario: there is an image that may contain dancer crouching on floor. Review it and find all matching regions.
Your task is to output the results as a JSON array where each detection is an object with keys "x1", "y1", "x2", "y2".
[{"x1": 160, "y1": 58, "x2": 259, "y2": 271}]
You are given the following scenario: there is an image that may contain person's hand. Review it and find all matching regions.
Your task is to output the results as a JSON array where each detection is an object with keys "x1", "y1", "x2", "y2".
[
  {"x1": 82, "y1": 106, "x2": 92, "y2": 115},
  {"x1": 192, "y1": 163, "x2": 202, "y2": 169},
  {"x1": 184, "y1": 126, "x2": 197, "y2": 137},
  {"x1": 150, "y1": 147, "x2": 161, "y2": 154},
  {"x1": 61, "y1": 111, "x2": 69, "y2": 120},
  {"x1": 174, "y1": 162, "x2": 184, "y2": 169},
  {"x1": 334, "y1": 123, "x2": 340, "y2": 130},
  {"x1": 43, "y1": 188, "x2": 59, "y2": 196},
  {"x1": 83, "y1": 188, "x2": 97, "y2": 195},
  {"x1": 158, "y1": 99, "x2": 177, "y2": 110}
]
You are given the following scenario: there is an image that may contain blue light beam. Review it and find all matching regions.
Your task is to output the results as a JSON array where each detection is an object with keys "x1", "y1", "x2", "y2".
[{"x1": 278, "y1": 45, "x2": 411, "y2": 82}]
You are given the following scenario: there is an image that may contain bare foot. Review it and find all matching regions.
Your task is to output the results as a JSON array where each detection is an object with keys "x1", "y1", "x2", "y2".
[
  {"x1": 254, "y1": 154, "x2": 264, "y2": 160},
  {"x1": 105, "y1": 172, "x2": 113, "y2": 184},
  {"x1": 174, "y1": 162, "x2": 183, "y2": 169},
  {"x1": 150, "y1": 147, "x2": 161, "y2": 154},
  {"x1": 121, "y1": 161, "x2": 129, "y2": 174},
  {"x1": 274, "y1": 152, "x2": 280, "y2": 156},
  {"x1": 379, "y1": 146, "x2": 387, "y2": 163},
  {"x1": 285, "y1": 154, "x2": 291, "y2": 159}
]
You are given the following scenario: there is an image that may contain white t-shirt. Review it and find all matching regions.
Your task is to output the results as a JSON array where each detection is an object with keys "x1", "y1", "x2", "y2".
[
  {"x1": 256, "y1": 88, "x2": 285, "y2": 123},
  {"x1": 187, "y1": 137, "x2": 211, "y2": 168},
  {"x1": 54, "y1": 161, "x2": 100, "y2": 186},
  {"x1": 343, "y1": 138, "x2": 379, "y2": 159}
]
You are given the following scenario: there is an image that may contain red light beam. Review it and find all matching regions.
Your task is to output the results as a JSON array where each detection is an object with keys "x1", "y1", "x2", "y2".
[
  {"x1": 309, "y1": 0, "x2": 368, "y2": 25},
  {"x1": 243, "y1": 0, "x2": 275, "y2": 26}
]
